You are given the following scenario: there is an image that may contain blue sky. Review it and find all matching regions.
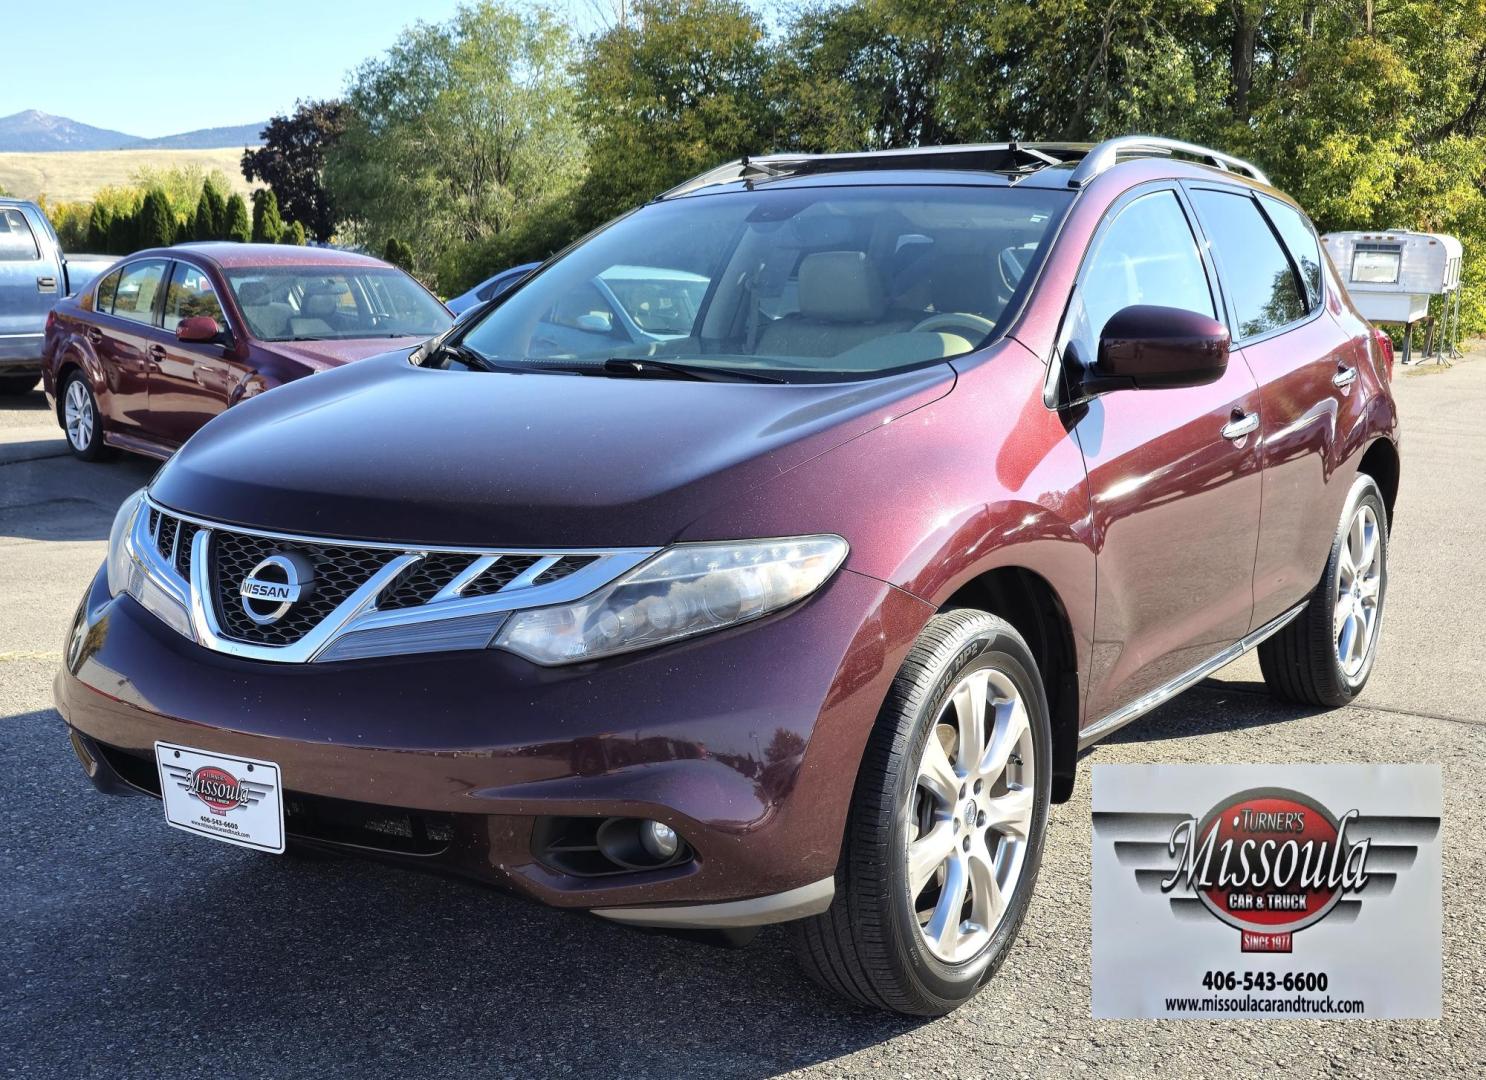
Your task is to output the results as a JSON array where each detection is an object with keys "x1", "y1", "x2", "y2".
[{"x1": 0, "y1": 0, "x2": 612, "y2": 137}]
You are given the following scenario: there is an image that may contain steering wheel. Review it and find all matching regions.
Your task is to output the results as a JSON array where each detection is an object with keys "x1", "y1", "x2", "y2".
[{"x1": 911, "y1": 312, "x2": 997, "y2": 338}]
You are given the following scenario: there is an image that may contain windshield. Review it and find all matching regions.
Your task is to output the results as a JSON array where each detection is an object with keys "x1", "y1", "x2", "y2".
[
  {"x1": 226, "y1": 267, "x2": 451, "y2": 342},
  {"x1": 457, "y1": 185, "x2": 1070, "y2": 380}
]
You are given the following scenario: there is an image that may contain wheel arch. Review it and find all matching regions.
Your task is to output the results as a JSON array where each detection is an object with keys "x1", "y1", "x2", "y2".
[
  {"x1": 939, "y1": 567, "x2": 1081, "y2": 804},
  {"x1": 1356, "y1": 436, "x2": 1400, "y2": 531}
]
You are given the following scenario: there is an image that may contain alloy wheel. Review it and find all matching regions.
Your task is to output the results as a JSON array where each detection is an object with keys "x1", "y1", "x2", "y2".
[
  {"x1": 64, "y1": 380, "x2": 94, "y2": 453},
  {"x1": 905, "y1": 666, "x2": 1035, "y2": 964},
  {"x1": 1333, "y1": 502, "x2": 1382, "y2": 678}
]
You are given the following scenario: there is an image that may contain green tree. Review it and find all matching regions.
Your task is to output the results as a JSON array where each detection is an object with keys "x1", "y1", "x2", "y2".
[
  {"x1": 251, "y1": 188, "x2": 286, "y2": 243},
  {"x1": 241, "y1": 100, "x2": 349, "y2": 242},
  {"x1": 199, "y1": 181, "x2": 227, "y2": 239},
  {"x1": 86, "y1": 202, "x2": 112, "y2": 250},
  {"x1": 574, "y1": 0, "x2": 777, "y2": 225},
  {"x1": 223, "y1": 194, "x2": 252, "y2": 243},
  {"x1": 189, "y1": 186, "x2": 215, "y2": 240},
  {"x1": 282, "y1": 220, "x2": 308, "y2": 245},
  {"x1": 325, "y1": 1, "x2": 582, "y2": 284},
  {"x1": 137, "y1": 189, "x2": 175, "y2": 248},
  {"x1": 382, "y1": 236, "x2": 411, "y2": 270}
]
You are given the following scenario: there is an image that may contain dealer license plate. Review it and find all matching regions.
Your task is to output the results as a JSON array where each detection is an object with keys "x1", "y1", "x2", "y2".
[{"x1": 154, "y1": 741, "x2": 285, "y2": 854}]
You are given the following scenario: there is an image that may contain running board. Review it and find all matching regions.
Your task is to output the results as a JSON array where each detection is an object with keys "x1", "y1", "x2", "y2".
[{"x1": 1077, "y1": 602, "x2": 1306, "y2": 749}]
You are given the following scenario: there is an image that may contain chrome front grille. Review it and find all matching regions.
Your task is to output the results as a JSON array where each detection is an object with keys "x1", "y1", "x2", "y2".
[
  {"x1": 135, "y1": 500, "x2": 656, "y2": 663},
  {"x1": 211, "y1": 531, "x2": 395, "y2": 646}
]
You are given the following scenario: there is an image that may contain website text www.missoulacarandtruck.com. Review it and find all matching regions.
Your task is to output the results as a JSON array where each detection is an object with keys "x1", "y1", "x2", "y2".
[{"x1": 1165, "y1": 995, "x2": 1366, "y2": 1016}]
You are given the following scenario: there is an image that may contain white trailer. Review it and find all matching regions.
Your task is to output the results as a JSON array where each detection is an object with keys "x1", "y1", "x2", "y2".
[{"x1": 1321, "y1": 229, "x2": 1463, "y2": 364}]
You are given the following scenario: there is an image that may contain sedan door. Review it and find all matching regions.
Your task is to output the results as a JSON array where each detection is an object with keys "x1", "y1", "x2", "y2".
[
  {"x1": 149, "y1": 261, "x2": 243, "y2": 447},
  {"x1": 1058, "y1": 185, "x2": 1263, "y2": 729},
  {"x1": 90, "y1": 259, "x2": 170, "y2": 435}
]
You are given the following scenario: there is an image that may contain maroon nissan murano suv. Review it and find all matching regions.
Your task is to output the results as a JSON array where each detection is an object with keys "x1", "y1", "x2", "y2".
[{"x1": 56, "y1": 138, "x2": 1399, "y2": 1016}]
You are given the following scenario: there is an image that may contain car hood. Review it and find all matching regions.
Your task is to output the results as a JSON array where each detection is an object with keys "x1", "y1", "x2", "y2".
[
  {"x1": 150, "y1": 351, "x2": 955, "y2": 548},
  {"x1": 265, "y1": 336, "x2": 430, "y2": 372}
]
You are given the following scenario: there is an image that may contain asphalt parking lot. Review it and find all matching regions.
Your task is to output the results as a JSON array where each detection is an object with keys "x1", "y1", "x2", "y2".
[{"x1": 2, "y1": 358, "x2": 1483, "y2": 1079}]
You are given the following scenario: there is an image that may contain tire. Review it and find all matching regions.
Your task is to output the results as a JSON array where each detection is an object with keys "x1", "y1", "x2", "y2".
[
  {"x1": 789, "y1": 609, "x2": 1052, "y2": 1016},
  {"x1": 0, "y1": 373, "x2": 40, "y2": 395},
  {"x1": 60, "y1": 371, "x2": 109, "y2": 461},
  {"x1": 1259, "y1": 473, "x2": 1388, "y2": 707}
]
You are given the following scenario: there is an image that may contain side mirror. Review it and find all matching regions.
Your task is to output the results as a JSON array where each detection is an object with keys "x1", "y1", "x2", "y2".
[
  {"x1": 1082, "y1": 305, "x2": 1230, "y2": 393},
  {"x1": 575, "y1": 312, "x2": 613, "y2": 333},
  {"x1": 177, "y1": 316, "x2": 223, "y2": 344}
]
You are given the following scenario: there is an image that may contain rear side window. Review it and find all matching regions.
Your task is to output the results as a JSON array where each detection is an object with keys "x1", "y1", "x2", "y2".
[
  {"x1": 109, "y1": 260, "x2": 168, "y2": 326},
  {"x1": 1260, "y1": 196, "x2": 1323, "y2": 311},
  {"x1": 1190, "y1": 189, "x2": 1306, "y2": 339},
  {"x1": 95, "y1": 269, "x2": 120, "y2": 312},
  {"x1": 1069, "y1": 189, "x2": 1216, "y2": 354},
  {"x1": 0, "y1": 208, "x2": 40, "y2": 261}
]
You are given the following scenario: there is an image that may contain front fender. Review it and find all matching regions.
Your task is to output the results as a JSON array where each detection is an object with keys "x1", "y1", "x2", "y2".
[{"x1": 680, "y1": 339, "x2": 1096, "y2": 705}]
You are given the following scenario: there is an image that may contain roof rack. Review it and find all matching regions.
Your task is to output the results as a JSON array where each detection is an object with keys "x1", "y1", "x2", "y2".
[
  {"x1": 1068, "y1": 135, "x2": 1269, "y2": 188},
  {"x1": 657, "y1": 142, "x2": 1092, "y2": 200},
  {"x1": 657, "y1": 136, "x2": 1268, "y2": 200}
]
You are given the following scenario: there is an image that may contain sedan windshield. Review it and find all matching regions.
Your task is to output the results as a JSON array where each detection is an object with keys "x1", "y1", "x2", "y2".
[
  {"x1": 457, "y1": 184, "x2": 1070, "y2": 380},
  {"x1": 226, "y1": 267, "x2": 451, "y2": 342}
]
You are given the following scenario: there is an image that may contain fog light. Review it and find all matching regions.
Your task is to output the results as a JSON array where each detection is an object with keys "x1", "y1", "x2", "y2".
[{"x1": 640, "y1": 820, "x2": 679, "y2": 860}]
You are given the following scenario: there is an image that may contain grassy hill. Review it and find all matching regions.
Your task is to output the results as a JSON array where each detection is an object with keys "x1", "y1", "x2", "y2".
[{"x1": 0, "y1": 147, "x2": 255, "y2": 204}]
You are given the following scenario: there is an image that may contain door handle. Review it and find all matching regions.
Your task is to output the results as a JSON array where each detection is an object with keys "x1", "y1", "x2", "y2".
[
  {"x1": 148, "y1": 344, "x2": 167, "y2": 359},
  {"x1": 36, "y1": 275, "x2": 57, "y2": 292},
  {"x1": 1332, "y1": 364, "x2": 1357, "y2": 388},
  {"x1": 86, "y1": 327, "x2": 103, "y2": 344},
  {"x1": 1221, "y1": 410, "x2": 1259, "y2": 440}
]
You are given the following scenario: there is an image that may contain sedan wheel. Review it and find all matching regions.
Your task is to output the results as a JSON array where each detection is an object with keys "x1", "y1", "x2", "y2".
[{"x1": 61, "y1": 374, "x2": 107, "y2": 461}]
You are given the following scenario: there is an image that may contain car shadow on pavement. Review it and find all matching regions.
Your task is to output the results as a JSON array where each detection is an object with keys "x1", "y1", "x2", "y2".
[
  {"x1": 1095, "y1": 680, "x2": 1330, "y2": 747},
  {"x1": 1, "y1": 707, "x2": 921, "y2": 1079}
]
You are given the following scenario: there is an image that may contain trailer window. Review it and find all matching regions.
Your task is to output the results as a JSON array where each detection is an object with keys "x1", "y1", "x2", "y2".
[{"x1": 1350, "y1": 243, "x2": 1402, "y2": 285}]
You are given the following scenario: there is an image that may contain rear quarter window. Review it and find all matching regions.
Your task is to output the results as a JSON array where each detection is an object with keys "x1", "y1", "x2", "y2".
[
  {"x1": 1190, "y1": 188, "x2": 1307, "y2": 339},
  {"x1": 1260, "y1": 196, "x2": 1324, "y2": 311}
]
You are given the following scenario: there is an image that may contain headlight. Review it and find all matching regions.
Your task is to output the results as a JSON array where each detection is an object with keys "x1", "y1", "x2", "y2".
[
  {"x1": 106, "y1": 489, "x2": 146, "y2": 597},
  {"x1": 492, "y1": 536, "x2": 848, "y2": 665},
  {"x1": 105, "y1": 489, "x2": 195, "y2": 640}
]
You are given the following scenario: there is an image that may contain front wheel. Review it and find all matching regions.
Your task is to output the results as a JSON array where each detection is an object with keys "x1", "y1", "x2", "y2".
[
  {"x1": 1259, "y1": 473, "x2": 1388, "y2": 707},
  {"x1": 789, "y1": 609, "x2": 1051, "y2": 1016}
]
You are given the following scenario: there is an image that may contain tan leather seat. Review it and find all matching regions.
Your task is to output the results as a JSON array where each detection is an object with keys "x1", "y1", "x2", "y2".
[{"x1": 756, "y1": 251, "x2": 912, "y2": 358}]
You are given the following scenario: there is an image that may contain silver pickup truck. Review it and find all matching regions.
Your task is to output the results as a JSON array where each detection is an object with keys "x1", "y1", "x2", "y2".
[{"x1": 1, "y1": 198, "x2": 113, "y2": 394}]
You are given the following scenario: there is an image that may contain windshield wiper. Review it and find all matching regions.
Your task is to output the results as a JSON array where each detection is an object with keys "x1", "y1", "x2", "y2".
[
  {"x1": 429, "y1": 341, "x2": 540, "y2": 375},
  {"x1": 601, "y1": 358, "x2": 784, "y2": 383}
]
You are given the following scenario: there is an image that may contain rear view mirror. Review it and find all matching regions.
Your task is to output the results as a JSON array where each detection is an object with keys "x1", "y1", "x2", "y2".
[
  {"x1": 176, "y1": 316, "x2": 222, "y2": 344},
  {"x1": 1082, "y1": 305, "x2": 1230, "y2": 393}
]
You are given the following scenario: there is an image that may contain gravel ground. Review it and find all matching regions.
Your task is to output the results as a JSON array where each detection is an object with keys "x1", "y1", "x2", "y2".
[{"x1": 1, "y1": 354, "x2": 1482, "y2": 1078}]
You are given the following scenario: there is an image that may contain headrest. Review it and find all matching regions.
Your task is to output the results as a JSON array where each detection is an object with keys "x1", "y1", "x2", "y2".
[
  {"x1": 237, "y1": 281, "x2": 269, "y2": 305},
  {"x1": 798, "y1": 251, "x2": 884, "y2": 322},
  {"x1": 931, "y1": 252, "x2": 995, "y2": 316},
  {"x1": 303, "y1": 292, "x2": 339, "y2": 318}
]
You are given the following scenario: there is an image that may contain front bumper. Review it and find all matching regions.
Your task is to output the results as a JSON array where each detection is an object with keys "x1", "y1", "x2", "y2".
[{"x1": 57, "y1": 563, "x2": 932, "y2": 922}]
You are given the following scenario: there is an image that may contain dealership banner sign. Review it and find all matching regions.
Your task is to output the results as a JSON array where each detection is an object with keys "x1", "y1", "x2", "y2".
[{"x1": 1092, "y1": 764, "x2": 1440, "y2": 1019}]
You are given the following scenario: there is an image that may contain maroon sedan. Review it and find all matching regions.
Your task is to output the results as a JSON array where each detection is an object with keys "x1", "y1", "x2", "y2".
[
  {"x1": 55, "y1": 138, "x2": 1399, "y2": 1015},
  {"x1": 41, "y1": 243, "x2": 451, "y2": 460}
]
